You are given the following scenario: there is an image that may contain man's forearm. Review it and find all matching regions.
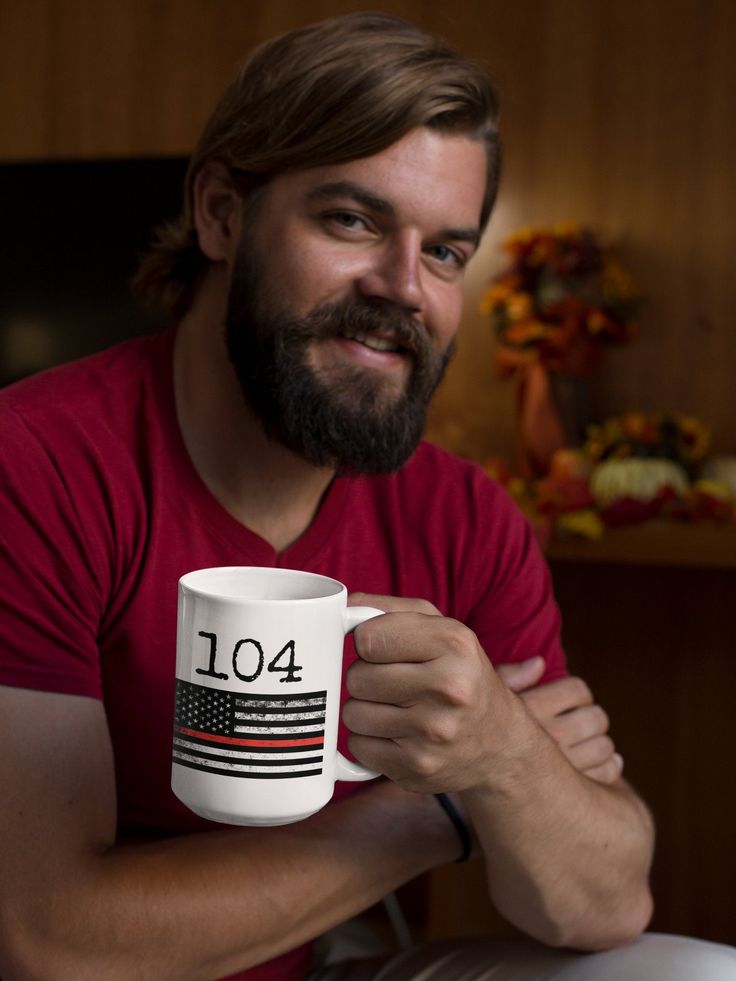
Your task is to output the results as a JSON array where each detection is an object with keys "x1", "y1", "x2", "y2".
[
  {"x1": 462, "y1": 702, "x2": 654, "y2": 951},
  {"x1": 4, "y1": 783, "x2": 455, "y2": 981}
]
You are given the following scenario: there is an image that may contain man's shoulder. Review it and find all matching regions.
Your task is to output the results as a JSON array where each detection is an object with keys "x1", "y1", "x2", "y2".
[
  {"x1": 0, "y1": 331, "x2": 167, "y2": 437},
  {"x1": 0, "y1": 331, "x2": 173, "y2": 500},
  {"x1": 0, "y1": 337, "x2": 164, "y2": 415}
]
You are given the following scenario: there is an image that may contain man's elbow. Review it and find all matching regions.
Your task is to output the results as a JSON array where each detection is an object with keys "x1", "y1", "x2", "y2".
[{"x1": 554, "y1": 885, "x2": 655, "y2": 952}]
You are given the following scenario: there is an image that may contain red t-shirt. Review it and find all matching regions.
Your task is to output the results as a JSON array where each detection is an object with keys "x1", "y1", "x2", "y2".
[{"x1": 0, "y1": 328, "x2": 566, "y2": 980}]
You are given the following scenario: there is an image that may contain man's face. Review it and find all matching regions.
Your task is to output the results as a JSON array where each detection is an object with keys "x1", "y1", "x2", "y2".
[{"x1": 225, "y1": 127, "x2": 487, "y2": 473}]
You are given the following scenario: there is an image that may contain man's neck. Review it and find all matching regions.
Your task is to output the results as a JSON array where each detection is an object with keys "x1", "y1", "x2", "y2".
[{"x1": 172, "y1": 273, "x2": 336, "y2": 553}]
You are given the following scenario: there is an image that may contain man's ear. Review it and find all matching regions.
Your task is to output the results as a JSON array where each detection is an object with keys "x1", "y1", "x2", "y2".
[{"x1": 193, "y1": 160, "x2": 242, "y2": 263}]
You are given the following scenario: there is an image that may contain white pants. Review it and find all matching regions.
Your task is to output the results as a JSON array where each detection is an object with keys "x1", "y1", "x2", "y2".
[{"x1": 310, "y1": 933, "x2": 736, "y2": 980}]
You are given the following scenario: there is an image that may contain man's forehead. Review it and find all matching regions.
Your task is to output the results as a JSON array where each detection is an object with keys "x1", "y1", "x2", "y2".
[{"x1": 268, "y1": 128, "x2": 488, "y2": 233}]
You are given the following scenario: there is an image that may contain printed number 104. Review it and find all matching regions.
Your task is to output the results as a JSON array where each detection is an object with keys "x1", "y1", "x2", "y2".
[{"x1": 195, "y1": 631, "x2": 303, "y2": 684}]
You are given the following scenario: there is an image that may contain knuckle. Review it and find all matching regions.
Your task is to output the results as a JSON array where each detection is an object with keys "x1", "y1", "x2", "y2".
[
  {"x1": 440, "y1": 674, "x2": 474, "y2": 709},
  {"x1": 345, "y1": 661, "x2": 370, "y2": 698},
  {"x1": 592, "y1": 705, "x2": 610, "y2": 733},
  {"x1": 441, "y1": 621, "x2": 474, "y2": 657},
  {"x1": 341, "y1": 698, "x2": 361, "y2": 730},
  {"x1": 420, "y1": 716, "x2": 455, "y2": 746},
  {"x1": 588, "y1": 758, "x2": 619, "y2": 785},
  {"x1": 601, "y1": 759, "x2": 622, "y2": 783},
  {"x1": 600, "y1": 735, "x2": 616, "y2": 760},
  {"x1": 412, "y1": 597, "x2": 441, "y2": 616},
  {"x1": 547, "y1": 718, "x2": 566, "y2": 744},
  {"x1": 568, "y1": 676, "x2": 592, "y2": 704},
  {"x1": 413, "y1": 752, "x2": 438, "y2": 779}
]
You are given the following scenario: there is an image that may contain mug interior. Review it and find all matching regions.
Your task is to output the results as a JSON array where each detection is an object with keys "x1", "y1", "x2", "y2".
[{"x1": 180, "y1": 566, "x2": 344, "y2": 602}]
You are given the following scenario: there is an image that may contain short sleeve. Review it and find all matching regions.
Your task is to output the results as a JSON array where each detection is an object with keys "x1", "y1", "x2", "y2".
[
  {"x1": 460, "y1": 470, "x2": 567, "y2": 684},
  {"x1": 0, "y1": 408, "x2": 110, "y2": 697}
]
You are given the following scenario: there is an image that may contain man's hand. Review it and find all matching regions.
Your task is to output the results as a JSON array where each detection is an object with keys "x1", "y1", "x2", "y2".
[
  {"x1": 496, "y1": 657, "x2": 624, "y2": 784},
  {"x1": 346, "y1": 594, "x2": 621, "y2": 790},
  {"x1": 344, "y1": 593, "x2": 527, "y2": 794}
]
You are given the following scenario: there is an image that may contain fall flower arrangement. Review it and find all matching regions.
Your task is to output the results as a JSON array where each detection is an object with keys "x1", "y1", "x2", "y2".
[
  {"x1": 485, "y1": 410, "x2": 734, "y2": 543},
  {"x1": 481, "y1": 222, "x2": 642, "y2": 377},
  {"x1": 584, "y1": 411, "x2": 710, "y2": 475}
]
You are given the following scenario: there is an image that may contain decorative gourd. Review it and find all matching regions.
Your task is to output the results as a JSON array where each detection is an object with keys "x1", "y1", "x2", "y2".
[{"x1": 590, "y1": 458, "x2": 689, "y2": 507}]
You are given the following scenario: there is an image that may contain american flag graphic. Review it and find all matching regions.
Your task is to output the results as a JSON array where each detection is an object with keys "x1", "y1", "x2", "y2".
[{"x1": 173, "y1": 679, "x2": 326, "y2": 779}]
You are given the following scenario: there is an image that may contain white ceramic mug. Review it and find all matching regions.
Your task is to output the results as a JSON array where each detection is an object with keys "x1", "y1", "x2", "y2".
[{"x1": 171, "y1": 566, "x2": 382, "y2": 826}]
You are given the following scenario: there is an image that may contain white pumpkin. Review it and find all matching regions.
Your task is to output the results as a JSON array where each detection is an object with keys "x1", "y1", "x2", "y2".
[{"x1": 590, "y1": 458, "x2": 689, "y2": 507}]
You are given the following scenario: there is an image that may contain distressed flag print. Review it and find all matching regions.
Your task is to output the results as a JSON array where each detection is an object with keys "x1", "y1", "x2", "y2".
[{"x1": 173, "y1": 679, "x2": 326, "y2": 778}]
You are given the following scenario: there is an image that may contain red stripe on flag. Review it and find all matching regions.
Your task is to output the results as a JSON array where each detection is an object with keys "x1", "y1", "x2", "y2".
[{"x1": 176, "y1": 726, "x2": 323, "y2": 748}]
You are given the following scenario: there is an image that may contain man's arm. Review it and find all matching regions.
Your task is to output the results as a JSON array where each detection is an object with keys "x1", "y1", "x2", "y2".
[
  {"x1": 495, "y1": 657, "x2": 624, "y2": 784},
  {"x1": 0, "y1": 685, "x2": 458, "y2": 981},
  {"x1": 344, "y1": 597, "x2": 654, "y2": 951}
]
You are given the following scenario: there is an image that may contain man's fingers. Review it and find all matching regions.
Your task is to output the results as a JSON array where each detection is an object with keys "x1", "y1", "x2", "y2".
[
  {"x1": 566, "y1": 734, "x2": 616, "y2": 772},
  {"x1": 348, "y1": 593, "x2": 441, "y2": 616},
  {"x1": 496, "y1": 656, "x2": 546, "y2": 693},
  {"x1": 346, "y1": 732, "x2": 462, "y2": 794},
  {"x1": 521, "y1": 675, "x2": 594, "y2": 719},
  {"x1": 547, "y1": 704, "x2": 610, "y2": 749},
  {"x1": 346, "y1": 660, "x2": 423, "y2": 704},
  {"x1": 584, "y1": 753, "x2": 624, "y2": 785},
  {"x1": 351, "y1": 611, "x2": 477, "y2": 666},
  {"x1": 347, "y1": 653, "x2": 475, "y2": 707},
  {"x1": 342, "y1": 698, "x2": 413, "y2": 739}
]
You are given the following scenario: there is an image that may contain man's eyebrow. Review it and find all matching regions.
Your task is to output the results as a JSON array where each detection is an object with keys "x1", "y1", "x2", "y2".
[
  {"x1": 306, "y1": 179, "x2": 481, "y2": 248},
  {"x1": 440, "y1": 226, "x2": 481, "y2": 248},
  {"x1": 306, "y1": 181, "x2": 395, "y2": 216}
]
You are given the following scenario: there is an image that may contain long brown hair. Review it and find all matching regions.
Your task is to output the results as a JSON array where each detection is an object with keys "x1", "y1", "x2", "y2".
[{"x1": 133, "y1": 12, "x2": 501, "y2": 319}]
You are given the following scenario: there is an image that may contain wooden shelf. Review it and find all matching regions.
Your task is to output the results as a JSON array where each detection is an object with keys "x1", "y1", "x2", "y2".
[{"x1": 546, "y1": 522, "x2": 736, "y2": 570}]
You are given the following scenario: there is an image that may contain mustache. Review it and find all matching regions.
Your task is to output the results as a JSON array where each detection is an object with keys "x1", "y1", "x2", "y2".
[{"x1": 282, "y1": 298, "x2": 430, "y2": 358}]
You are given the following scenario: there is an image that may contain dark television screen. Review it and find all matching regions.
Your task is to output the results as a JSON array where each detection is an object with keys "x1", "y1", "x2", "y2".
[{"x1": 0, "y1": 156, "x2": 188, "y2": 385}]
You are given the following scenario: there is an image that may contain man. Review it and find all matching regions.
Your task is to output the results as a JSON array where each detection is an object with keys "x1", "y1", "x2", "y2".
[{"x1": 0, "y1": 13, "x2": 733, "y2": 981}]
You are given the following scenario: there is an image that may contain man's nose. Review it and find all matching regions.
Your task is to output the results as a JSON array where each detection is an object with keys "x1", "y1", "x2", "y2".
[{"x1": 356, "y1": 235, "x2": 423, "y2": 312}]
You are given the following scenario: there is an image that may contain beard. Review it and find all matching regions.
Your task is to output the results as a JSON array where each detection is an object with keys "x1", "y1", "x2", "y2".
[{"x1": 224, "y1": 236, "x2": 455, "y2": 475}]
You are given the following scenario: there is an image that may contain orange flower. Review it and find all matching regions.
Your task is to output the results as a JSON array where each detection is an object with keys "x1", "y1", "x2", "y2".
[
  {"x1": 483, "y1": 223, "x2": 642, "y2": 377},
  {"x1": 502, "y1": 320, "x2": 550, "y2": 346},
  {"x1": 506, "y1": 292, "x2": 534, "y2": 321},
  {"x1": 586, "y1": 309, "x2": 611, "y2": 334},
  {"x1": 479, "y1": 278, "x2": 518, "y2": 314}
]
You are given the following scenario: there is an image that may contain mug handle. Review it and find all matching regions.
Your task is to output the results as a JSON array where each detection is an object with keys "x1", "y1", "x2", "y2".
[{"x1": 335, "y1": 605, "x2": 385, "y2": 782}]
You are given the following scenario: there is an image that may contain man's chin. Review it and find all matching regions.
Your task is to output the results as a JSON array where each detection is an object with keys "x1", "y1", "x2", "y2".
[{"x1": 309, "y1": 352, "x2": 412, "y2": 403}]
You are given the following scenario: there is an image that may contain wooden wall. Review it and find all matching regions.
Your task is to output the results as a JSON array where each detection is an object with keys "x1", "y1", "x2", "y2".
[{"x1": 2, "y1": 0, "x2": 733, "y2": 463}]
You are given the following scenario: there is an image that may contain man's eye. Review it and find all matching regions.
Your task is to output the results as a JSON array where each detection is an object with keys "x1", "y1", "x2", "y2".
[
  {"x1": 427, "y1": 244, "x2": 464, "y2": 267},
  {"x1": 327, "y1": 211, "x2": 366, "y2": 230}
]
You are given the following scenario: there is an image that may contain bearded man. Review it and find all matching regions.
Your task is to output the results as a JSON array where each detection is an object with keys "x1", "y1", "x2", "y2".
[{"x1": 1, "y1": 12, "x2": 734, "y2": 981}]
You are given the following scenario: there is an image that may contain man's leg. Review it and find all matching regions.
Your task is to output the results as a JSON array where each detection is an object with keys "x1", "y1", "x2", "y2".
[{"x1": 311, "y1": 933, "x2": 736, "y2": 981}]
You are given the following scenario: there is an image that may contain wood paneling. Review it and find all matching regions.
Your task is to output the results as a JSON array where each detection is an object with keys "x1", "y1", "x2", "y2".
[
  {"x1": 0, "y1": 0, "x2": 426, "y2": 159},
  {"x1": 553, "y1": 560, "x2": 736, "y2": 945},
  {"x1": 424, "y1": 0, "x2": 736, "y2": 463}
]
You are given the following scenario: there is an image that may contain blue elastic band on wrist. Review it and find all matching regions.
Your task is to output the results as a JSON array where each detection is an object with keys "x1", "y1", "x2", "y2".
[{"x1": 434, "y1": 792, "x2": 471, "y2": 863}]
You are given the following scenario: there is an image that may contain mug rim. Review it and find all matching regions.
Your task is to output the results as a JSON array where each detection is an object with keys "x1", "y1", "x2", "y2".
[{"x1": 179, "y1": 566, "x2": 346, "y2": 602}]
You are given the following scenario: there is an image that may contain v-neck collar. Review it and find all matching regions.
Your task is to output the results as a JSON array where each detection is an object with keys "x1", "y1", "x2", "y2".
[{"x1": 148, "y1": 326, "x2": 353, "y2": 568}]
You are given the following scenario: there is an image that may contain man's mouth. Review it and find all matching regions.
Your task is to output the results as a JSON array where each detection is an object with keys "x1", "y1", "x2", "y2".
[{"x1": 340, "y1": 327, "x2": 402, "y2": 353}]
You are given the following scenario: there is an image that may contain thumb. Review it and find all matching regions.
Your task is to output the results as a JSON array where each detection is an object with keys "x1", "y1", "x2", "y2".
[{"x1": 496, "y1": 656, "x2": 546, "y2": 693}]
